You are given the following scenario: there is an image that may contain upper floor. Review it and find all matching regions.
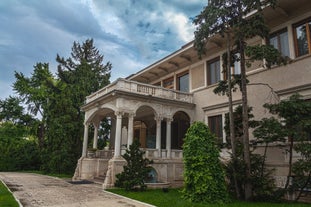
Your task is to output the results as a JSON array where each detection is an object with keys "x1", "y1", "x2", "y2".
[{"x1": 121, "y1": 0, "x2": 311, "y2": 95}]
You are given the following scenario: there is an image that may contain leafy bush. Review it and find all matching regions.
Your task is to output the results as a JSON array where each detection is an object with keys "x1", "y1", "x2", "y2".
[
  {"x1": 115, "y1": 139, "x2": 152, "y2": 191},
  {"x1": 182, "y1": 121, "x2": 229, "y2": 203}
]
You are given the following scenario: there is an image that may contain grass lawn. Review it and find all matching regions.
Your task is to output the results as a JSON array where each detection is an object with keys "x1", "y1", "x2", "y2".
[
  {"x1": 108, "y1": 188, "x2": 310, "y2": 207},
  {"x1": 0, "y1": 180, "x2": 19, "y2": 207}
]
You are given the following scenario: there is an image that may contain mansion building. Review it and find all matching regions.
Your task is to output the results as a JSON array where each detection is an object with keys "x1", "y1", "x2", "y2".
[{"x1": 73, "y1": 0, "x2": 311, "y2": 189}]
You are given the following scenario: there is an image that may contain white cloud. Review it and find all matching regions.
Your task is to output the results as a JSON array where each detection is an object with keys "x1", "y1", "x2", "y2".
[{"x1": 0, "y1": 0, "x2": 206, "y2": 100}]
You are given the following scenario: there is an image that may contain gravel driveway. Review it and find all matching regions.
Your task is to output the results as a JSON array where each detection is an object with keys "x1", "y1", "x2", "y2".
[{"x1": 0, "y1": 172, "x2": 153, "y2": 207}]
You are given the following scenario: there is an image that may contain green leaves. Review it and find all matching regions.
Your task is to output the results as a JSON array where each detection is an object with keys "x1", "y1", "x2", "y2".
[
  {"x1": 182, "y1": 122, "x2": 229, "y2": 203},
  {"x1": 115, "y1": 139, "x2": 152, "y2": 191}
]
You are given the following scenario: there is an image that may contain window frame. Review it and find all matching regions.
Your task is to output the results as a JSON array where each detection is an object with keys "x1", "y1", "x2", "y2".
[
  {"x1": 176, "y1": 71, "x2": 189, "y2": 92},
  {"x1": 269, "y1": 28, "x2": 290, "y2": 57},
  {"x1": 206, "y1": 57, "x2": 221, "y2": 86},
  {"x1": 208, "y1": 114, "x2": 223, "y2": 142},
  {"x1": 293, "y1": 17, "x2": 311, "y2": 57},
  {"x1": 163, "y1": 77, "x2": 174, "y2": 89}
]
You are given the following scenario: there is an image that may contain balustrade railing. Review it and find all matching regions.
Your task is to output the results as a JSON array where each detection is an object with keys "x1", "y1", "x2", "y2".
[{"x1": 85, "y1": 78, "x2": 193, "y2": 104}]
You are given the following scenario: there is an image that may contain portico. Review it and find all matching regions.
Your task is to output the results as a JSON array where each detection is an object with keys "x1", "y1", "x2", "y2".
[{"x1": 73, "y1": 78, "x2": 195, "y2": 187}]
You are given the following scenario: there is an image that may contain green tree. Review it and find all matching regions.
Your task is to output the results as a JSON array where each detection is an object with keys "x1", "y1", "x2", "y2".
[
  {"x1": 0, "y1": 97, "x2": 41, "y2": 171},
  {"x1": 182, "y1": 122, "x2": 229, "y2": 204},
  {"x1": 40, "y1": 39, "x2": 112, "y2": 174},
  {"x1": 193, "y1": 0, "x2": 285, "y2": 200},
  {"x1": 264, "y1": 94, "x2": 311, "y2": 193},
  {"x1": 115, "y1": 139, "x2": 152, "y2": 191},
  {"x1": 253, "y1": 117, "x2": 286, "y2": 177},
  {"x1": 13, "y1": 63, "x2": 55, "y2": 148}
]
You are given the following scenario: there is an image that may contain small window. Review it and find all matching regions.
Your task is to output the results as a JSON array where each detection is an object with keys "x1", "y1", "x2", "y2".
[
  {"x1": 232, "y1": 52, "x2": 241, "y2": 75},
  {"x1": 270, "y1": 29, "x2": 290, "y2": 57},
  {"x1": 223, "y1": 52, "x2": 240, "y2": 81},
  {"x1": 208, "y1": 115, "x2": 223, "y2": 142},
  {"x1": 177, "y1": 72, "x2": 189, "y2": 92},
  {"x1": 293, "y1": 18, "x2": 311, "y2": 57},
  {"x1": 207, "y1": 58, "x2": 221, "y2": 85},
  {"x1": 163, "y1": 77, "x2": 174, "y2": 89}
]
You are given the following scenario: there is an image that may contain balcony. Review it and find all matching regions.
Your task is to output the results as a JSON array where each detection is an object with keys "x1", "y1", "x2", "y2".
[{"x1": 85, "y1": 78, "x2": 193, "y2": 104}]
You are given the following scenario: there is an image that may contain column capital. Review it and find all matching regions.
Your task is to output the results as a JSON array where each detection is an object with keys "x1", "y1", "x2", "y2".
[
  {"x1": 128, "y1": 112, "x2": 135, "y2": 118},
  {"x1": 165, "y1": 117, "x2": 173, "y2": 123},
  {"x1": 115, "y1": 111, "x2": 124, "y2": 117},
  {"x1": 154, "y1": 116, "x2": 163, "y2": 122}
]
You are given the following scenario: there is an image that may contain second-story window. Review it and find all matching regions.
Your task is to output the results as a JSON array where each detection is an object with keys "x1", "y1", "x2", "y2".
[
  {"x1": 270, "y1": 29, "x2": 290, "y2": 57},
  {"x1": 163, "y1": 77, "x2": 174, "y2": 89},
  {"x1": 294, "y1": 18, "x2": 311, "y2": 57},
  {"x1": 207, "y1": 58, "x2": 220, "y2": 86},
  {"x1": 177, "y1": 71, "x2": 189, "y2": 92},
  {"x1": 232, "y1": 52, "x2": 241, "y2": 75}
]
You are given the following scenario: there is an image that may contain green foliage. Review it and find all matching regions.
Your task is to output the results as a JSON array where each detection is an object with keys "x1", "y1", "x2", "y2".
[
  {"x1": 12, "y1": 39, "x2": 112, "y2": 174},
  {"x1": 182, "y1": 121, "x2": 229, "y2": 204},
  {"x1": 223, "y1": 106, "x2": 279, "y2": 201},
  {"x1": 115, "y1": 139, "x2": 153, "y2": 191},
  {"x1": 260, "y1": 94, "x2": 311, "y2": 199},
  {"x1": 226, "y1": 153, "x2": 278, "y2": 201},
  {"x1": 253, "y1": 117, "x2": 286, "y2": 145},
  {"x1": 291, "y1": 142, "x2": 311, "y2": 200},
  {"x1": 0, "y1": 122, "x2": 41, "y2": 171},
  {"x1": 42, "y1": 39, "x2": 111, "y2": 174},
  {"x1": 0, "y1": 96, "x2": 41, "y2": 172}
]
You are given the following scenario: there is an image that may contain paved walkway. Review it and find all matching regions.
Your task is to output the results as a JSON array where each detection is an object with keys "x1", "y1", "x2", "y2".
[{"x1": 0, "y1": 172, "x2": 153, "y2": 207}]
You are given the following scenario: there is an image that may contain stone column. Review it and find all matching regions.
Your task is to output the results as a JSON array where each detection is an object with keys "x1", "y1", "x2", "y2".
[
  {"x1": 82, "y1": 122, "x2": 89, "y2": 157},
  {"x1": 166, "y1": 118, "x2": 172, "y2": 158},
  {"x1": 127, "y1": 113, "x2": 134, "y2": 148},
  {"x1": 92, "y1": 122, "x2": 99, "y2": 149},
  {"x1": 155, "y1": 116, "x2": 162, "y2": 158},
  {"x1": 114, "y1": 111, "x2": 123, "y2": 157}
]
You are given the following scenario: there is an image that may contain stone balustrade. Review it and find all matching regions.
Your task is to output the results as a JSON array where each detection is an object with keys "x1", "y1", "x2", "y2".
[
  {"x1": 85, "y1": 78, "x2": 193, "y2": 104},
  {"x1": 95, "y1": 148, "x2": 183, "y2": 159}
]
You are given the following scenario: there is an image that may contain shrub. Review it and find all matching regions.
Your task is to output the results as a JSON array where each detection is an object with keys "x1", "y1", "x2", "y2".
[
  {"x1": 182, "y1": 121, "x2": 230, "y2": 203},
  {"x1": 115, "y1": 139, "x2": 152, "y2": 191}
]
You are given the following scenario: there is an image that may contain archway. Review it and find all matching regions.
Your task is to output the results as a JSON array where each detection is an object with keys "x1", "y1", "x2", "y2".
[
  {"x1": 171, "y1": 111, "x2": 190, "y2": 149},
  {"x1": 134, "y1": 105, "x2": 156, "y2": 148}
]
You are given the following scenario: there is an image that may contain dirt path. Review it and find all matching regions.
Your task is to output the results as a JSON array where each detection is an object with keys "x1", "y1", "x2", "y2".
[{"x1": 0, "y1": 172, "x2": 153, "y2": 207}]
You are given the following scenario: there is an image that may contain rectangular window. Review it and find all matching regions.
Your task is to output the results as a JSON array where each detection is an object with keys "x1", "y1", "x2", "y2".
[
  {"x1": 232, "y1": 52, "x2": 241, "y2": 75},
  {"x1": 163, "y1": 77, "x2": 174, "y2": 89},
  {"x1": 177, "y1": 72, "x2": 189, "y2": 92},
  {"x1": 207, "y1": 58, "x2": 220, "y2": 85},
  {"x1": 270, "y1": 29, "x2": 290, "y2": 57},
  {"x1": 208, "y1": 115, "x2": 223, "y2": 142},
  {"x1": 223, "y1": 53, "x2": 240, "y2": 81},
  {"x1": 294, "y1": 18, "x2": 311, "y2": 57}
]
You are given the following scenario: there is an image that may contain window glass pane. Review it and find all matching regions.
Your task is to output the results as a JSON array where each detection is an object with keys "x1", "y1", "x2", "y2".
[
  {"x1": 279, "y1": 32, "x2": 290, "y2": 57},
  {"x1": 207, "y1": 59, "x2": 220, "y2": 85},
  {"x1": 233, "y1": 53, "x2": 241, "y2": 74},
  {"x1": 295, "y1": 24, "x2": 309, "y2": 56},
  {"x1": 269, "y1": 30, "x2": 290, "y2": 57},
  {"x1": 163, "y1": 77, "x2": 174, "y2": 89},
  {"x1": 208, "y1": 115, "x2": 223, "y2": 141},
  {"x1": 178, "y1": 73, "x2": 189, "y2": 92},
  {"x1": 269, "y1": 36, "x2": 278, "y2": 49}
]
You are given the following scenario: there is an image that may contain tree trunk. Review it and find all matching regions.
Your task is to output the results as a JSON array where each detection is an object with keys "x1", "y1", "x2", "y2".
[
  {"x1": 226, "y1": 32, "x2": 241, "y2": 199},
  {"x1": 285, "y1": 136, "x2": 294, "y2": 189},
  {"x1": 240, "y1": 39, "x2": 252, "y2": 201}
]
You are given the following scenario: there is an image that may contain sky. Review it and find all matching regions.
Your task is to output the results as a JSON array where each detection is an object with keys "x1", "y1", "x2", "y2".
[{"x1": 0, "y1": 0, "x2": 206, "y2": 100}]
